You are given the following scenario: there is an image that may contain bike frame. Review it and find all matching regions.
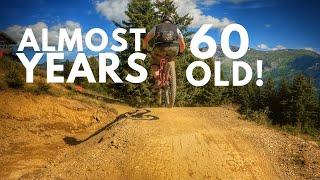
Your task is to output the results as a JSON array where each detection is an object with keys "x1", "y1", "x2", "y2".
[
  {"x1": 158, "y1": 57, "x2": 169, "y2": 88},
  {"x1": 155, "y1": 56, "x2": 176, "y2": 108}
]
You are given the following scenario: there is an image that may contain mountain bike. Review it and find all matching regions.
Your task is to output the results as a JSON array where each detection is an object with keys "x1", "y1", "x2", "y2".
[{"x1": 157, "y1": 56, "x2": 176, "y2": 108}]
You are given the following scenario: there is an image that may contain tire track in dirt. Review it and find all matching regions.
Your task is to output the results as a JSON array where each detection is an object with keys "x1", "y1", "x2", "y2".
[
  {"x1": 31, "y1": 107, "x2": 295, "y2": 179},
  {"x1": 119, "y1": 108, "x2": 280, "y2": 180}
]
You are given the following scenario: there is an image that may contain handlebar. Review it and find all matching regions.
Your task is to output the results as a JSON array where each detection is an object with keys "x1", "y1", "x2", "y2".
[{"x1": 142, "y1": 49, "x2": 184, "y2": 56}]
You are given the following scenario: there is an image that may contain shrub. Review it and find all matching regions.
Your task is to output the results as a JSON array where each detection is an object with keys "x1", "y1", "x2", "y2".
[
  {"x1": 2, "y1": 56, "x2": 26, "y2": 89},
  {"x1": 34, "y1": 67, "x2": 46, "y2": 77},
  {"x1": 0, "y1": 79, "x2": 7, "y2": 90},
  {"x1": 35, "y1": 79, "x2": 50, "y2": 94},
  {"x1": 0, "y1": 56, "x2": 11, "y2": 69},
  {"x1": 5, "y1": 67, "x2": 25, "y2": 89},
  {"x1": 64, "y1": 83, "x2": 73, "y2": 90}
]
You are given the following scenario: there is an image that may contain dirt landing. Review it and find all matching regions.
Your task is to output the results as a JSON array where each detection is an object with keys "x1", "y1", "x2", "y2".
[{"x1": 27, "y1": 108, "x2": 320, "y2": 179}]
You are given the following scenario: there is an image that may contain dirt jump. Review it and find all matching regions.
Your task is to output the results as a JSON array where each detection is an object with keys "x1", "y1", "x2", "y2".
[{"x1": 0, "y1": 91, "x2": 319, "y2": 179}]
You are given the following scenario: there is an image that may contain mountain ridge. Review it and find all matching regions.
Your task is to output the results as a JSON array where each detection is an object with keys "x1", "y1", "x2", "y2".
[{"x1": 211, "y1": 45, "x2": 320, "y2": 87}]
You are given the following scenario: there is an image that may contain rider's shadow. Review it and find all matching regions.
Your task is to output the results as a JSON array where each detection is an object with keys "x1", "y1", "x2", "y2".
[
  {"x1": 63, "y1": 109, "x2": 159, "y2": 146},
  {"x1": 126, "y1": 109, "x2": 159, "y2": 121}
]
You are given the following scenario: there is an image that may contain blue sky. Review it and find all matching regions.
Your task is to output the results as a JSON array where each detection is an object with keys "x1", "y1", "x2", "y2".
[{"x1": 1, "y1": 0, "x2": 320, "y2": 60}]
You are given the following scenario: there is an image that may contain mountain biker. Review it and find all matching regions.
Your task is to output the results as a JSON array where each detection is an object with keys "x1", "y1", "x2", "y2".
[{"x1": 142, "y1": 14, "x2": 186, "y2": 89}]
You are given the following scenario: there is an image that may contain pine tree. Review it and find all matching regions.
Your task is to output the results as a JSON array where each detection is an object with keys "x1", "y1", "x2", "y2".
[
  {"x1": 260, "y1": 78, "x2": 277, "y2": 117},
  {"x1": 290, "y1": 74, "x2": 318, "y2": 131},
  {"x1": 239, "y1": 86, "x2": 251, "y2": 115},
  {"x1": 111, "y1": 0, "x2": 193, "y2": 107},
  {"x1": 291, "y1": 74, "x2": 307, "y2": 128},
  {"x1": 202, "y1": 72, "x2": 225, "y2": 106},
  {"x1": 154, "y1": 0, "x2": 192, "y2": 36},
  {"x1": 302, "y1": 77, "x2": 318, "y2": 130},
  {"x1": 317, "y1": 95, "x2": 320, "y2": 129},
  {"x1": 88, "y1": 57, "x2": 99, "y2": 80},
  {"x1": 277, "y1": 78, "x2": 292, "y2": 125},
  {"x1": 248, "y1": 80, "x2": 261, "y2": 111},
  {"x1": 187, "y1": 59, "x2": 225, "y2": 106},
  {"x1": 111, "y1": 0, "x2": 158, "y2": 106},
  {"x1": 63, "y1": 60, "x2": 72, "y2": 79}
]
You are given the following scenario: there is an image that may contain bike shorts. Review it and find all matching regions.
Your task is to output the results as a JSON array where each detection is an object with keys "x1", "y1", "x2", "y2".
[{"x1": 151, "y1": 46, "x2": 179, "y2": 66}]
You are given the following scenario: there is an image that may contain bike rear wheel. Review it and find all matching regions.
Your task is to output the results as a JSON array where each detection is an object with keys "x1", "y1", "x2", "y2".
[
  {"x1": 158, "y1": 89, "x2": 162, "y2": 106},
  {"x1": 165, "y1": 61, "x2": 176, "y2": 108}
]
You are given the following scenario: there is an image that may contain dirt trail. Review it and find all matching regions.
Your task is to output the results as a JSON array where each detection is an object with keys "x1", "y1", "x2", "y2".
[
  {"x1": 26, "y1": 108, "x2": 320, "y2": 179},
  {"x1": 1, "y1": 91, "x2": 320, "y2": 179}
]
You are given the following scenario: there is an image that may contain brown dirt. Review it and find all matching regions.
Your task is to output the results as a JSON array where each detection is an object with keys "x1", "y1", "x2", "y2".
[{"x1": 0, "y1": 91, "x2": 320, "y2": 179}]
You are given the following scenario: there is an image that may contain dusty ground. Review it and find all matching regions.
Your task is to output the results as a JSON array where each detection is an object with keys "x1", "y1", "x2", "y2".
[{"x1": 0, "y1": 91, "x2": 320, "y2": 179}]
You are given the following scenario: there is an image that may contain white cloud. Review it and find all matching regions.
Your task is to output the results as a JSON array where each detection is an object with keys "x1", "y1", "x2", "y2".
[
  {"x1": 226, "y1": 0, "x2": 250, "y2": 4},
  {"x1": 95, "y1": 0, "x2": 233, "y2": 29},
  {"x1": 201, "y1": 0, "x2": 251, "y2": 5},
  {"x1": 173, "y1": 0, "x2": 233, "y2": 29},
  {"x1": 257, "y1": 43, "x2": 269, "y2": 50},
  {"x1": 304, "y1": 47, "x2": 320, "y2": 54},
  {"x1": 257, "y1": 43, "x2": 286, "y2": 51},
  {"x1": 96, "y1": 0, "x2": 129, "y2": 23},
  {"x1": 304, "y1": 47, "x2": 315, "y2": 51},
  {"x1": 5, "y1": 22, "x2": 47, "y2": 44},
  {"x1": 265, "y1": 24, "x2": 271, "y2": 28},
  {"x1": 201, "y1": 0, "x2": 219, "y2": 6},
  {"x1": 272, "y1": 45, "x2": 286, "y2": 51},
  {"x1": 4, "y1": 21, "x2": 81, "y2": 46}
]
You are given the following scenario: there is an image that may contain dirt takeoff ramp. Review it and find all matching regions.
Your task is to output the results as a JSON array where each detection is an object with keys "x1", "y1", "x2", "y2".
[{"x1": 26, "y1": 107, "x2": 319, "y2": 179}]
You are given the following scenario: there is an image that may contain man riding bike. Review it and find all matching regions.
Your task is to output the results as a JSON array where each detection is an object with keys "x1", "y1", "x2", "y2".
[{"x1": 142, "y1": 14, "x2": 186, "y2": 89}]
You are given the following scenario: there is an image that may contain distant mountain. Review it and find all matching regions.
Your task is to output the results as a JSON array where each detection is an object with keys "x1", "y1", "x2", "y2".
[{"x1": 213, "y1": 46, "x2": 320, "y2": 87}]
